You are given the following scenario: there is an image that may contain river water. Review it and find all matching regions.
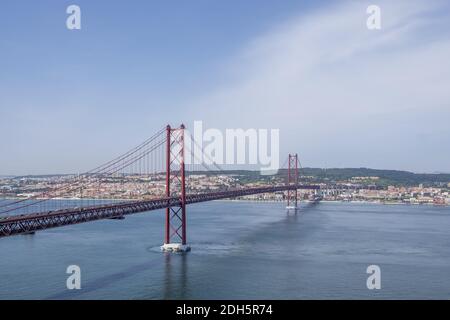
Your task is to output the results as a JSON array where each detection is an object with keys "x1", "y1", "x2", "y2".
[{"x1": 0, "y1": 201, "x2": 449, "y2": 299}]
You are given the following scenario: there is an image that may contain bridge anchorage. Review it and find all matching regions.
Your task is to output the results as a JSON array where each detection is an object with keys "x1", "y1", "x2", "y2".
[{"x1": 0, "y1": 123, "x2": 320, "y2": 249}]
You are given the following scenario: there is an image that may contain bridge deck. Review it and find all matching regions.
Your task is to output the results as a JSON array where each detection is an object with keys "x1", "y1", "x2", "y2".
[{"x1": 0, "y1": 185, "x2": 319, "y2": 238}]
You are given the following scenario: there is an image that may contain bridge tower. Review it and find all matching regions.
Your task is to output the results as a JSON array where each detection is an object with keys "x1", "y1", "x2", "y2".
[
  {"x1": 161, "y1": 124, "x2": 190, "y2": 252},
  {"x1": 286, "y1": 154, "x2": 299, "y2": 211}
]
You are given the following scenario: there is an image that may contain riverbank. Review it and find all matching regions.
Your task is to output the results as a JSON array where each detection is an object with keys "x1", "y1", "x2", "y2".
[
  {"x1": 216, "y1": 198, "x2": 449, "y2": 207},
  {"x1": 1, "y1": 196, "x2": 448, "y2": 207}
]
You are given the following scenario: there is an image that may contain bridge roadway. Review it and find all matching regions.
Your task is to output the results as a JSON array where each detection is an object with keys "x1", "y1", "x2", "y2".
[{"x1": 0, "y1": 184, "x2": 319, "y2": 238}]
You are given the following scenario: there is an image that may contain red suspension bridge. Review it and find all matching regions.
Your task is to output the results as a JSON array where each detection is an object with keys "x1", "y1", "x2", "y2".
[{"x1": 0, "y1": 124, "x2": 320, "y2": 251}]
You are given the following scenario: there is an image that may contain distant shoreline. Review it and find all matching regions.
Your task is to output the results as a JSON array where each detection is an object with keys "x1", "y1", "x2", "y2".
[
  {"x1": 0, "y1": 197, "x2": 447, "y2": 207},
  {"x1": 212, "y1": 199, "x2": 449, "y2": 207}
]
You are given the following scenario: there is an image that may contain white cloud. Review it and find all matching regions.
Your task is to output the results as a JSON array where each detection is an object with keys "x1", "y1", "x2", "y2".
[{"x1": 187, "y1": 0, "x2": 450, "y2": 172}]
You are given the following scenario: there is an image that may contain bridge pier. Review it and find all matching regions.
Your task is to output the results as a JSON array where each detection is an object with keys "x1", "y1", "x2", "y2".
[{"x1": 161, "y1": 243, "x2": 191, "y2": 253}]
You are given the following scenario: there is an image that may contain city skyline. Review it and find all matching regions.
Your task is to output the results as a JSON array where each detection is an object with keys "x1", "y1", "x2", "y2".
[{"x1": 1, "y1": 0, "x2": 450, "y2": 175}]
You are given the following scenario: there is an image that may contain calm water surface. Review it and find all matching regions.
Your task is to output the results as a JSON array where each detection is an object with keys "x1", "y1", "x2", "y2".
[{"x1": 1, "y1": 201, "x2": 449, "y2": 299}]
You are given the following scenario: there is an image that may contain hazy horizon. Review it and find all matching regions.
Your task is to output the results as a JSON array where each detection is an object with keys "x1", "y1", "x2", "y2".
[{"x1": 1, "y1": 167, "x2": 449, "y2": 178}]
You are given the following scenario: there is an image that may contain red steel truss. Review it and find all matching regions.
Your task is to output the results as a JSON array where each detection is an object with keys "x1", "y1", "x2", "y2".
[
  {"x1": 0, "y1": 125, "x2": 317, "y2": 240},
  {"x1": 165, "y1": 124, "x2": 187, "y2": 245},
  {"x1": 0, "y1": 184, "x2": 319, "y2": 238}
]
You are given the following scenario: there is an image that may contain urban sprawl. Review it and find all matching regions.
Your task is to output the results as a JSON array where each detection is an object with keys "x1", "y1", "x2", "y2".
[{"x1": 0, "y1": 172, "x2": 449, "y2": 206}]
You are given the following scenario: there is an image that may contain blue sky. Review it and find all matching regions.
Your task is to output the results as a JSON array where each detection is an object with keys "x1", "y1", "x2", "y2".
[{"x1": 1, "y1": 0, "x2": 449, "y2": 175}]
